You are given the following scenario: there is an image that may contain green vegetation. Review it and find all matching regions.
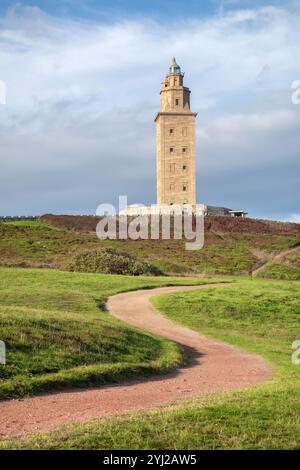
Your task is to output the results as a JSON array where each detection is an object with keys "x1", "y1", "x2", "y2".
[
  {"x1": 1, "y1": 218, "x2": 299, "y2": 277},
  {"x1": 4, "y1": 279, "x2": 299, "y2": 449},
  {"x1": 0, "y1": 220, "x2": 101, "y2": 270},
  {"x1": 69, "y1": 248, "x2": 162, "y2": 276},
  {"x1": 109, "y1": 235, "x2": 256, "y2": 275},
  {"x1": 0, "y1": 215, "x2": 300, "y2": 448},
  {"x1": 256, "y1": 247, "x2": 300, "y2": 280},
  {"x1": 1, "y1": 220, "x2": 44, "y2": 227},
  {"x1": 0, "y1": 267, "x2": 208, "y2": 400},
  {"x1": 153, "y1": 279, "x2": 300, "y2": 368}
]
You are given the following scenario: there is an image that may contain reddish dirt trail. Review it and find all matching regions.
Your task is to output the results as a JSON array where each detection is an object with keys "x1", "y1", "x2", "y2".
[{"x1": 0, "y1": 283, "x2": 269, "y2": 438}]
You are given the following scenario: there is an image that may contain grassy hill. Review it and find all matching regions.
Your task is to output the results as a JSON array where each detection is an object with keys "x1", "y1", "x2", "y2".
[
  {"x1": 2, "y1": 278, "x2": 299, "y2": 450},
  {"x1": 0, "y1": 267, "x2": 208, "y2": 400},
  {"x1": 0, "y1": 215, "x2": 299, "y2": 278},
  {"x1": 0, "y1": 215, "x2": 299, "y2": 449},
  {"x1": 254, "y1": 246, "x2": 300, "y2": 280}
]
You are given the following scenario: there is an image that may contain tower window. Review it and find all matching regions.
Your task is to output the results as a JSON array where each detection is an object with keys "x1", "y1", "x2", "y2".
[
  {"x1": 175, "y1": 98, "x2": 179, "y2": 106},
  {"x1": 183, "y1": 165, "x2": 187, "y2": 171},
  {"x1": 169, "y1": 128, "x2": 174, "y2": 135},
  {"x1": 182, "y1": 147, "x2": 187, "y2": 153},
  {"x1": 183, "y1": 184, "x2": 187, "y2": 192},
  {"x1": 169, "y1": 147, "x2": 174, "y2": 153}
]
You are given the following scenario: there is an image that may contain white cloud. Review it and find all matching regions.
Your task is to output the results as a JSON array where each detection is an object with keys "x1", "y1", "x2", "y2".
[
  {"x1": 200, "y1": 108, "x2": 300, "y2": 170},
  {"x1": 287, "y1": 214, "x2": 300, "y2": 223},
  {"x1": 0, "y1": 4, "x2": 299, "y2": 217}
]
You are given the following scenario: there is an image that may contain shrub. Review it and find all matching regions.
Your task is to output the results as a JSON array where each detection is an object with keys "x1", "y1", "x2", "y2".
[{"x1": 68, "y1": 248, "x2": 163, "y2": 276}]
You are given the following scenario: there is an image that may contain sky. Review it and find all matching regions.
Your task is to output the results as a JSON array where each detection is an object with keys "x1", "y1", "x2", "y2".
[{"x1": 0, "y1": 0, "x2": 299, "y2": 221}]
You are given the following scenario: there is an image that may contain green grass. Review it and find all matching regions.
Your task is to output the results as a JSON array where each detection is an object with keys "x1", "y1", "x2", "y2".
[
  {"x1": 1, "y1": 220, "x2": 48, "y2": 227},
  {"x1": 3, "y1": 279, "x2": 299, "y2": 449},
  {"x1": 0, "y1": 267, "x2": 210, "y2": 400},
  {"x1": 1, "y1": 219, "x2": 299, "y2": 276},
  {"x1": 153, "y1": 279, "x2": 300, "y2": 369},
  {"x1": 0, "y1": 220, "x2": 101, "y2": 269},
  {"x1": 256, "y1": 248, "x2": 300, "y2": 280}
]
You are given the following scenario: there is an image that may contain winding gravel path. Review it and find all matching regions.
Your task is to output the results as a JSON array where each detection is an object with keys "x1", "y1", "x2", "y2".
[{"x1": 0, "y1": 283, "x2": 269, "y2": 438}]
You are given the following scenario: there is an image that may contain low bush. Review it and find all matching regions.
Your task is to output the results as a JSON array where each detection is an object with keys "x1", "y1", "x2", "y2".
[{"x1": 68, "y1": 248, "x2": 163, "y2": 276}]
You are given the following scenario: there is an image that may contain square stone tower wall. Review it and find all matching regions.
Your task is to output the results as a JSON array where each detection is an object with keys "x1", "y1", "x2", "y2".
[{"x1": 155, "y1": 58, "x2": 197, "y2": 206}]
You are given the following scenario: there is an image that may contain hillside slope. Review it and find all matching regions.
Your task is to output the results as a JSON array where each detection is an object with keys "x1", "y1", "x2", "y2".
[{"x1": 0, "y1": 215, "x2": 299, "y2": 277}]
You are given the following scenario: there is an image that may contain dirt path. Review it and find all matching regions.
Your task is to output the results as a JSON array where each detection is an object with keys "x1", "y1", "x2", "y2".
[
  {"x1": 252, "y1": 246, "x2": 299, "y2": 277},
  {"x1": 0, "y1": 283, "x2": 269, "y2": 438}
]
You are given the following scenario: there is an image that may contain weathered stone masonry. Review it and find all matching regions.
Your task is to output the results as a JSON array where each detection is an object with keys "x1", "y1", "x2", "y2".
[{"x1": 155, "y1": 58, "x2": 197, "y2": 206}]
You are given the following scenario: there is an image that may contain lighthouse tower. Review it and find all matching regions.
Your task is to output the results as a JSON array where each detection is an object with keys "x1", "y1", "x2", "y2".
[{"x1": 155, "y1": 58, "x2": 197, "y2": 207}]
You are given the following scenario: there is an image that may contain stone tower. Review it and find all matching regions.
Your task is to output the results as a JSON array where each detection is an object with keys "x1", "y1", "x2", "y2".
[{"x1": 155, "y1": 58, "x2": 197, "y2": 206}]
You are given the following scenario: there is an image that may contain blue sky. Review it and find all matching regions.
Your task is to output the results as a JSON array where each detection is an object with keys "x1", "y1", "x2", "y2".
[
  {"x1": 0, "y1": 1, "x2": 299, "y2": 220},
  {"x1": 0, "y1": 1, "x2": 293, "y2": 21}
]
